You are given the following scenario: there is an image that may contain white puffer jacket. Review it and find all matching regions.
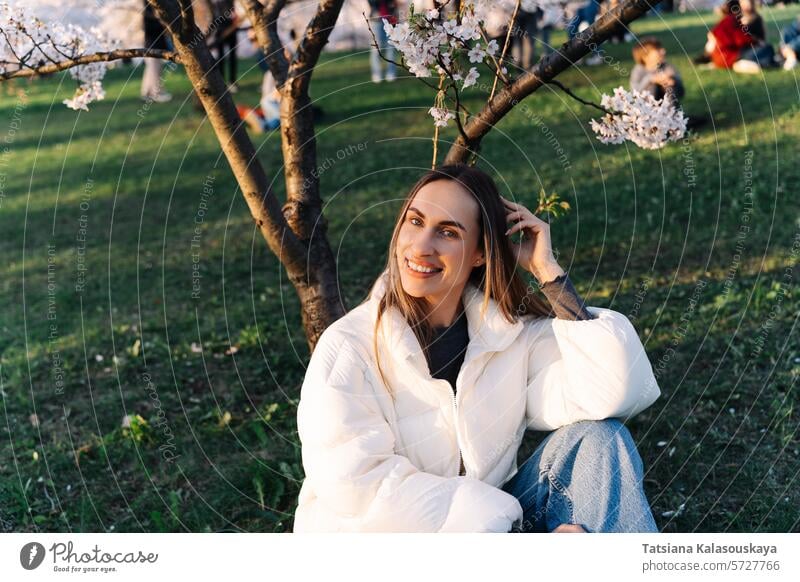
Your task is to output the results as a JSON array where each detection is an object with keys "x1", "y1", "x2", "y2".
[{"x1": 293, "y1": 272, "x2": 661, "y2": 532}]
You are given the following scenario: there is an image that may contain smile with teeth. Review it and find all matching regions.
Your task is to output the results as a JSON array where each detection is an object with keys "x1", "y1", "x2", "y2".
[{"x1": 405, "y1": 258, "x2": 442, "y2": 274}]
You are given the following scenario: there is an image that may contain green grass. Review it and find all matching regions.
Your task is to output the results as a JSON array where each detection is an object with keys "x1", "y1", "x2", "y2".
[{"x1": 1, "y1": 6, "x2": 799, "y2": 532}]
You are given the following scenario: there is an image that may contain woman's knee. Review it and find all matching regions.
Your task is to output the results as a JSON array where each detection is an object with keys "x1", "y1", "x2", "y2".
[
  {"x1": 561, "y1": 418, "x2": 626, "y2": 440},
  {"x1": 555, "y1": 419, "x2": 639, "y2": 460}
]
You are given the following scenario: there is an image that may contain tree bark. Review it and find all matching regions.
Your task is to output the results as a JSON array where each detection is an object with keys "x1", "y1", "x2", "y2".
[
  {"x1": 151, "y1": 0, "x2": 346, "y2": 349},
  {"x1": 244, "y1": 0, "x2": 349, "y2": 348},
  {"x1": 0, "y1": 49, "x2": 181, "y2": 80}
]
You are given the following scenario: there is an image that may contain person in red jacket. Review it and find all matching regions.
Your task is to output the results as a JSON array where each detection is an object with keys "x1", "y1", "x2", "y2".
[
  {"x1": 709, "y1": 0, "x2": 755, "y2": 68},
  {"x1": 707, "y1": 0, "x2": 774, "y2": 73}
]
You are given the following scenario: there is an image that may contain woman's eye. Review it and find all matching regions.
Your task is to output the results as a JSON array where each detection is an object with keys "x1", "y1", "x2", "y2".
[{"x1": 405, "y1": 217, "x2": 456, "y2": 238}]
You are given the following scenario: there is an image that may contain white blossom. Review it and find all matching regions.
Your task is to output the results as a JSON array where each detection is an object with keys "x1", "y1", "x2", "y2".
[
  {"x1": 463, "y1": 67, "x2": 479, "y2": 89},
  {"x1": 467, "y1": 44, "x2": 485, "y2": 64},
  {"x1": 455, "y1": 15, "x2": 481, "y2": 41},
  {"x1": 0, "y1": 2, "x2": 117, "y2": 110},
  {"x1": 383, "y1": 1, "x2": 497, "y2": 92},
  {"x1": 429, "y1": 106, "x2": 455, "y2": 128},
  {"x1": 590, "y1": 87, "x2": 688, "y2": 150}
]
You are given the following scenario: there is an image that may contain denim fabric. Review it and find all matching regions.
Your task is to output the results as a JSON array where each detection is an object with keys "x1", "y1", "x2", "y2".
[
  {"x1": 738, "y1": 43, "x2": 776, "y2": 67},
  {"x1": 369, "y1": 17, "x2": 396, "y2": 81},
  {"x1": 566, "y1": 1, "x2": 603, "y2": 60},
  {"x1": 501, "y1": 419, "x2": 659, "y2": 533},
  {"x1": 783, "y1": 21, "x2": 800, "y2": 53},
  {"x1": 567, "y1": 0, "x2": 601, "y2": 39}
]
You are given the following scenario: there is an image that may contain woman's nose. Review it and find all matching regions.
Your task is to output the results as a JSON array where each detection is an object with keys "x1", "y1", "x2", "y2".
[{"x1": 410, "y1": 228, "x2": 436, "y2": 256}]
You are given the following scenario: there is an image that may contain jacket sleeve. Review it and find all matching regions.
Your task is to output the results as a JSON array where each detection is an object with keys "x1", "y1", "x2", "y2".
[
  {"x1": 297, "y1": 328, "x2": 523, "y2": 532},
  {"x1": 524, "y1": 307, "x2": 661, "y2": 431}
]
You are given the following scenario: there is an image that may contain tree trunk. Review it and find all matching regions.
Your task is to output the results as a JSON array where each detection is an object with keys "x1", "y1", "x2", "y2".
[{"x1": 152, "y1": 0, "x2": 345, "y2": 350}]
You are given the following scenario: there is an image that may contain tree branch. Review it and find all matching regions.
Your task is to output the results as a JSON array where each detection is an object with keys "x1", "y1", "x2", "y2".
[
  {"x1": 443, "y1": 0, "x2": 659, "y2": 165},
  {"x1": 489, "y1": 0, "x2": 519, "y2": 101},
  {"x1": 241, "y1": 0, "x2": 289, "y2": 87},
  {"x1": 146, "y1": 0, "x2": 306, "y2": 263},
  {"x1": 289, "y1": 0, "x2": 345, "y2": 94},
  {"x1": 0, "y1": 48, "x2": 181, "y2": 80},
  {"x1": 545, "y1": 78, "x2": 612, "y2": 115},
  {"x1": 1, "y1": 0, "x2": 348, "y2": 348}
]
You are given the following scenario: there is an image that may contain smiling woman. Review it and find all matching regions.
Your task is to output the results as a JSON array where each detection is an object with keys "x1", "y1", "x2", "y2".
[{"x1": 293, "y1": 164, "x2": 662, "y2": 533}]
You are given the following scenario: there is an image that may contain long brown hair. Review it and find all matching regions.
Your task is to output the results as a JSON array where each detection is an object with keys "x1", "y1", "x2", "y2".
[{"x1": 371, "y1": 164, "x2": 554, "y2": 394}]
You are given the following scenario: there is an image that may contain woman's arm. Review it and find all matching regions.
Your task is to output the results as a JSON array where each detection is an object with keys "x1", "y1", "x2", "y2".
[
  {"x1": 499, "y1": 195, "x2": 659, "y2": 429},
  {"x1": 539, "y1": 272, "x2": 595, "y2": 321},
  {"x1": 296, "y1": 327, "x2": 523, "y2": 532},
  {"x1": 523, "y1": 307, "x2": 661, "y2": 431}
]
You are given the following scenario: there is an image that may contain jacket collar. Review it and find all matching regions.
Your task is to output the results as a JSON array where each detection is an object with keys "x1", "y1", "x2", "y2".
[{"x1": 367, "y1": 270, "x2": 525, "y2": 368}]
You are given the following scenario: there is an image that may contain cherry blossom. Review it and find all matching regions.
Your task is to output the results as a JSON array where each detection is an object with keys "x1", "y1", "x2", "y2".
[
  {"x1": 467, "y1": 44, "x2": 485, "y2": 64},
  {"x1": 462, "y1": 66, "x2": 479, "y2": 89},
  {"x1": 590, "y1": 87, "x2": 688, "y2": 150},
  {"x1": 429, "y1": 106, "x2": 455, "y2": 128},
  {"x1": 0, "y1": 1, "x2": 116, "y2": 111},
  {"x1": 383, "y1": 0, "x2": 495, "y2": 90}
]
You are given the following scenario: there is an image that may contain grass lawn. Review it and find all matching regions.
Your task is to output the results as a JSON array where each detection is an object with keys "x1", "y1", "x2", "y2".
[{"x1": 1, "y1": 6, "x2": 799, "y2": 533}]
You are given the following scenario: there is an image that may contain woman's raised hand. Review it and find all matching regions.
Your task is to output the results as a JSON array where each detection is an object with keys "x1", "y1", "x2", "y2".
[{"x1": 500, "y1": 195, "x2": 565, "y2": 285}]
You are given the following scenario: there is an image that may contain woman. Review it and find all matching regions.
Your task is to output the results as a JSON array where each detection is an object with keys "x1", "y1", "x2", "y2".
[
  {"x1": 738, "y1": 0, "x2": 777, "y2": 68},
  {"x1": 707, "y1": 0, "x2": 772, "y2": 73},
  {"x1": 294, "y1": 165, "x2": 661, "y2": 533}
]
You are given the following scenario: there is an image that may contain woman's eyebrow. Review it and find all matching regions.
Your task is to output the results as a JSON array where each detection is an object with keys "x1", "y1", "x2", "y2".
[{"x1": 408, "y1": 207, "x2": 466, "y2": 231}]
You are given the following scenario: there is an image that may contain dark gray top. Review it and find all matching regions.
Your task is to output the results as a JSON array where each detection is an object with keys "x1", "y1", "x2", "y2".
[
  {"x1": 629, "y1": 62, "x2": 685, "y2": 102},
  {"x1": 426, "y1": 273, "x2": 595, "y2": 392}
]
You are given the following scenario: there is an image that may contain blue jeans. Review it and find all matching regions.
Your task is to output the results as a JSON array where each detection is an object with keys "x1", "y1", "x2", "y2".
[
  {"x1": 369, "y1": 16, "x2": 396, "y2": 81},
  {"x1": 567, "y1": 0, "x2": 601, "y2": 40},
  {"x1": 738, "y1": 43, "x2": 776, "y2": 67},
  {"x1": 501, "y1": 419, "x2": 659, "y2": 533},
  {"x1": 566, "y1": 1, "x2": 603, "y2": 60},
  {"x1": 783, "y1": 21, "x2": 800, "y2": 53}
]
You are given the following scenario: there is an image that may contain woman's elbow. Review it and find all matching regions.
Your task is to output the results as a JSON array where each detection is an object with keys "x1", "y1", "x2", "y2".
[{"x1": 606, "y1": 371, "x2": 661, "y2": 419}]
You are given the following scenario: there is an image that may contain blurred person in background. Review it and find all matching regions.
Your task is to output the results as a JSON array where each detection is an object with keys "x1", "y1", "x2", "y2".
[
  {"x1": 368, "y1": 0, "x2": 398, "y2": 83},
  {"x1": 141, "y1": 0, "x2": 173, "y2": 102}
]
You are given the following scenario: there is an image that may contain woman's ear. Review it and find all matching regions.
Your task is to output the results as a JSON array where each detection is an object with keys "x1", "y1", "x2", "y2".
[{"x1": 473, "y1": 255, "x2": 485, "y2": 267}]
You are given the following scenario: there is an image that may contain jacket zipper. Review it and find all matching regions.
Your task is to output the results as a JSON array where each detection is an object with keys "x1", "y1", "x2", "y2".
[
  {"x1": 453, "y1": 396, "x2": 464, "y2": 476},
  {"x1": 452, "y1": 356, "x2": 478, "y2": 478},
  {"x1": 433, "y1": 352, "x2": 476, "y2": 478},
  {"x1": 451, "y1": 387, "x2": 466, "y2": 476}
]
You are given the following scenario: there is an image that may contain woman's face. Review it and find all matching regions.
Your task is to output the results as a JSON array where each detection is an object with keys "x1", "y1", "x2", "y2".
[{"x1": 395, "y1": 179, "x2": 485, "y2": 308}]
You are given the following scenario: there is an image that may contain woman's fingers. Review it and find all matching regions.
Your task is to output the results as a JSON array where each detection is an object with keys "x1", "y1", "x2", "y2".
[
  {"x1": 502, "y1": 197, "x2": 548, "y2": 236},
  {"x1": 506, "y1": 218, "x2": 543, "y2": 236},
  {"x1": 504, "y1": 210, "x2": 526, "y2": 222},
  {"x1": 502, "y1": 197, "x2": 539, "y2": 223},
  {"x1": 500, "y1": 196, "x2": 525, "y2": 211}
]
